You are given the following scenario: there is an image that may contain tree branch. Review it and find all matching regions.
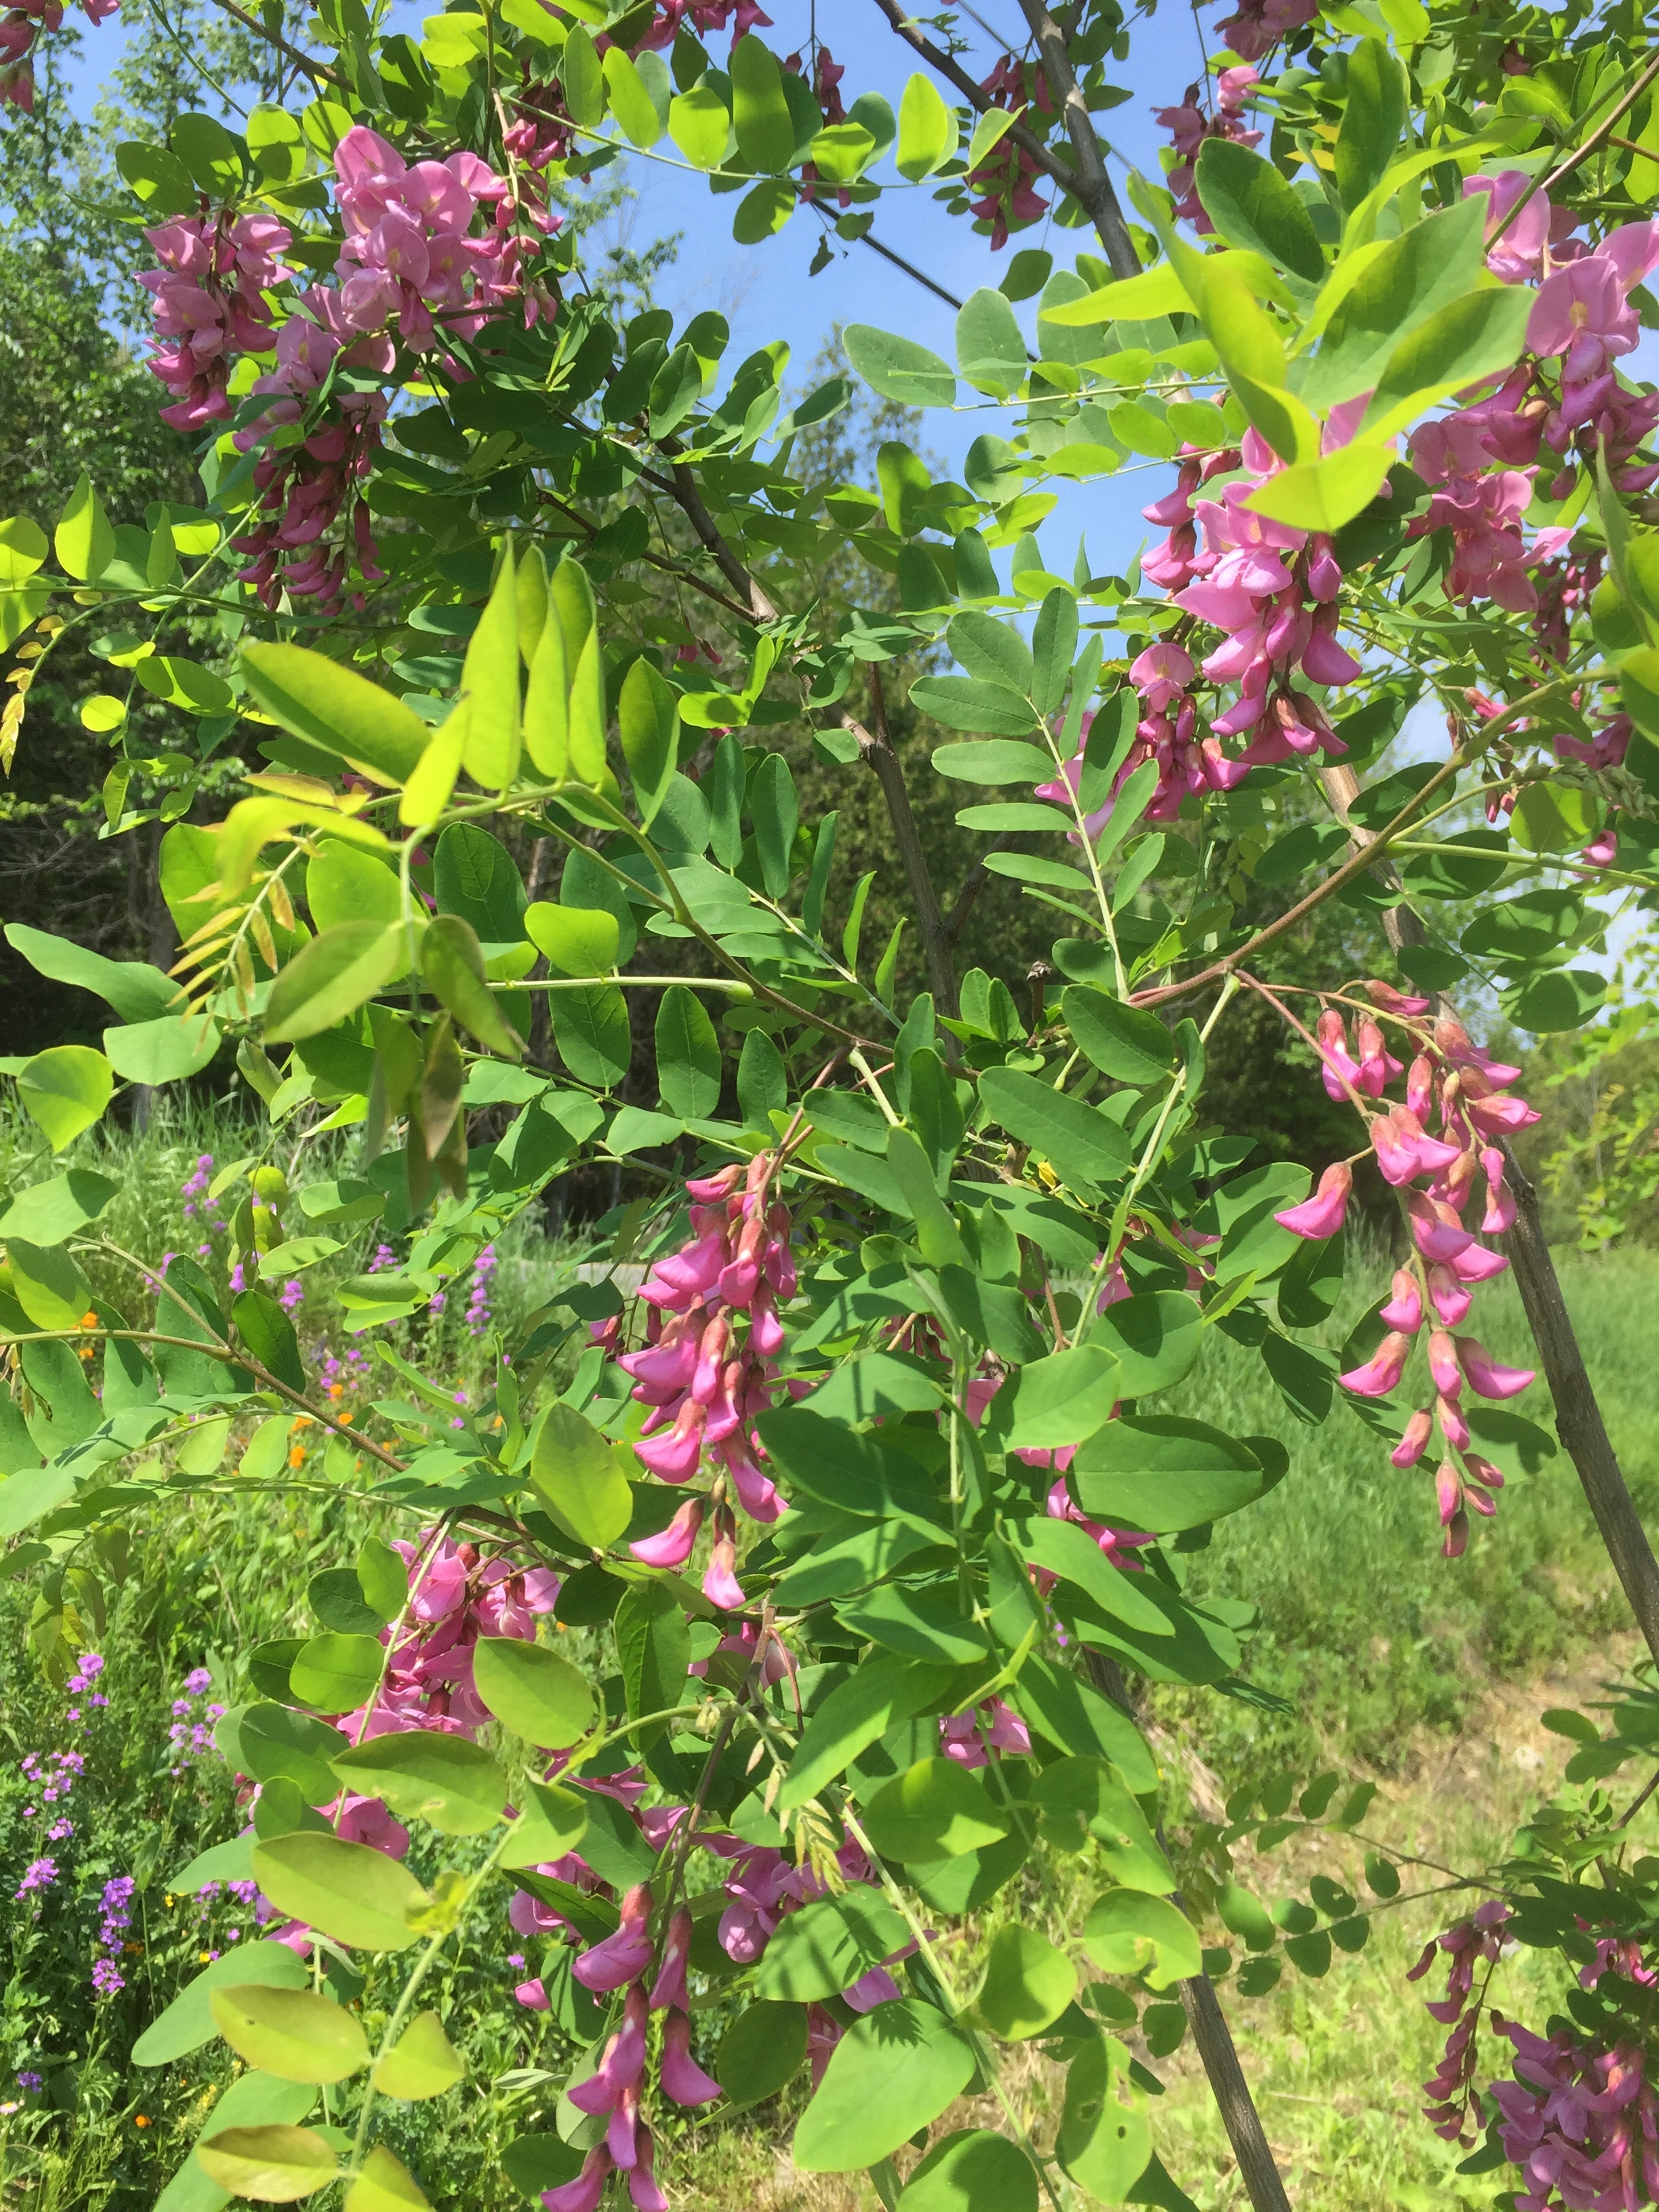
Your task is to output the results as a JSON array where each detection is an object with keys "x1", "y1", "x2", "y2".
[
  {"x1": 946, "y1": 831, "x2": 1027, "y2": 947},
  {"x1": 867, "y1": 0, "x2": 1091, "y2": 209},
  {"x1": 1012, "y1": 0, "x2": 1141, "y2": 276},
  {"x1": 663, "y1": 457, "x2": 779, "y2": 623},
  {"x1": 843, "y1": 671, "x2": 960, "y2": 1021},
  {"x1": 203, "y1": 0, "x2": 342, "y2": 83},
  {"x1": 1083, "y1": 1652, "x2": 1292, "y2": 2212}
]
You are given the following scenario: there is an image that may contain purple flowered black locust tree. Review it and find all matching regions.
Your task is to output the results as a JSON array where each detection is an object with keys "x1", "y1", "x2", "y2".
[{"x1": 3, "y1": 0, "x2": 1659, "y2": 2205}]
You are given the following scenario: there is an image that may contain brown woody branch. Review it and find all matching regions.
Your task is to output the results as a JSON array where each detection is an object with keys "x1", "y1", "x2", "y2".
[
  {"x1": 1012, "y1": 0, "x2": 1141, "y2": 277},
  {"x1": 946, "y1": 830, "x2": 1027, "y2": 946},
  {"x1": 1084, "y1": 1654, "x2": 1292, "y2": 2212},
  {"x1": 845, "y1": 669, "x2": 961, "y2": 1020}
]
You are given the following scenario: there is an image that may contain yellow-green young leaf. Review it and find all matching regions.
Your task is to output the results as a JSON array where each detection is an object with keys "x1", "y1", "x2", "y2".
[
  {"x1": 249, "y1": 1832, "x2": 427, "y2": 1951},
  {"x1": 344, "y1": 2145, "x2": 430, "y2": 2212},
  {"x1": 1620, "y1": 644, "x2": 1659, "y2": 736},
  {"x1": 371, "y1": 2010, "x2": 465, "y2": 2101},
  {"x1": 421, "y1": 913, "x2": 525, "y2": 1057},
  {"x1": 602, "y1": 45, "x2": 663, "y2": 146},
  {"x1": 54, "y1": 472, "x2": 115, "y2": 581},
  {"x1": 1242, "y1": 443, "x2": 1393, "y2": 533},
  {"x1": 459, "y1": 543, "x2": 521, "y2": 791},
  {"x1": 524, "y1": 901, "x2": 619, "y2": 978},
  {"x1": 1040, "y1": 263, "x2": 1191, "y2": 325},
  {"x1": 730, "y1": 30, "x2": 794, "y2": 173},
  {"x1": 516, "y1": 541, "x2": 548, "y2": 662},
  {"x1": 1188, "y1": 258, "x2": 1286, "y2": 389},
  {"x1": 472, "y1": 1634, "x2": 594, "y2": 1747},
  {"x1": 240, "y1": 642, "x2": 432, "y2": 787},
  {"x1": 896, "y1": 70, "x2": 956, "y2": 180},
  {"x1": 80, "y1": 693, "x2": 125, "y2": 732},
  {"x1": 5, "y1": 1237, "x2": 93, "y2": 1331},
  {"x1": 196, "y1": 2125, "x2": 339, "y2": 2203},
  {"x1": 1230, "y1": 372, "x2": 1322, "y2": 464},
  {"x1": 499, "y1": 1777, "x2": 590, "y2": 1869},
  {"x1": 306, "y1": 840, "x2": 402, "y2": 935},
  {"x1": 529, "y1": 1399, "x2": 632, "y2": 1551},
  {"x1": 265, "y1": 922, "x2": 404, "y2": 1044},
  {"x1": 1080, "y1": 1890, "x2": 1202, "y2": 1990},
  {"x1": 400, "y1": 701, "x2": 467, "y2": 828},
  {"x1": 16, "y1": 1045, "x2": 112, "y2": 1151},
  {"x1": 522, "y1": 592, "x2": 569, "y2": 777},
  {"x1": 551, "y1": 559, "x2": 606, "y2": 783},
  {"x1": 971, "y1": 1924, "x2": 1077, "y2": 2040},
  {"x1": 670, "y1": 82, "x2": 731, "y2": 168},
  {"x1": 331, "y1": 1729, "x2": 508, "y2": 1836},
  {"x1": 209, "y1": 1986, "x2": 370, "y2": 2085},
  {"x1": 0, "y1": 516, "x2": 47, "y2": 583},
  {"x1": 558, "y1": 24, "x2": 605, "y2": 127}
]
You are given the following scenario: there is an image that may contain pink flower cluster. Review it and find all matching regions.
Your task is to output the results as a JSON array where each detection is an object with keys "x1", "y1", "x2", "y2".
[
  {"x1": 1041, "y1": 426, "x2": 1364, "y2": 830},
  {"x1": 140, "y1": 211, "x2": 291, "y2": 432},
  {"x1": 331, "y1": 126, "x2": 516, "y2": 352},
  {"x1": 344, "y1": 1534, "x2": 560, "y2": 1740},
  {"x1": 1408, "y1": 178, "x2": 1659, "y2": 614},
  {"x1": 1212, "y1": 0, "x2": 1318, "y2": 62},
  {"x1": 0, "y1": 0, "x2": 116, "y2": 110},
  {"x1": 618, "y1": 1154, "x2": 796, "y2": 1608},
  {"x1": 1492, "y1": 2020, "x2": 1659, "y2": 2210},
  {"x1": 1275, "y1": 991, "x2": 1539, "y2": 1555},
  {"x1": 968, "y1": 54, "x2": 1053, "y2": 249},
  {"x1": 1153, "y1": 67, "x2": 1261, "y2": 232},
  {"x1": 620, "y1": 0, "x2": 773, "y2": 51}
]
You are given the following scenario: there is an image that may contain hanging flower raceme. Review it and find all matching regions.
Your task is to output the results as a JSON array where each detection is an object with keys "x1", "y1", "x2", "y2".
[
  {"x1": 1275, "y1": 988, "x2": 1538, "y2": 1554},
  {"x1": 1406, "y1": 1898, "x2": 1511, "y2": 2142},
  {"x1": 1153, "y1": 66, "x2": 1261, "y2": 232},
  {"x1": 964, "y1": 53, "x2": 1052, "y2": 248},
  {"x1": 1074, "y1": 425, "x2": 1365, "y2": 827},
  {"x1": 1405, "y1": 176, "x2": 1659, "y2": 626},
  {"x1": 617, "y1": 1152, "x2": 796, "y2": 1610}
]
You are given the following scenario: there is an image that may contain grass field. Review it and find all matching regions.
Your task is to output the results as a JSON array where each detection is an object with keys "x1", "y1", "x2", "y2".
[{"x1": 1, "y1": 1100, "x2": 1655, "y2": 2209}]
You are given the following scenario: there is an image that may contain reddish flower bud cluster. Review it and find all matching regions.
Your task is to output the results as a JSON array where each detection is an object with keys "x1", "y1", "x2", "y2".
[
  {"x1": 1212, "y1": 0, "x2": 1318, "y2": 63},
  {"x1": 1407, "y1": 1898, "x2": 1511, "y2": 2139},
  {"x1": 1153, "y1": 67, "x2": 1261, "y2": 232},
  {"x1": 0, "y1": 0, "x2": 116, "y2": 110},
  {"x1": 1276, "y1": 991, "x2": 1539, "y2": 1554},
  {"x1": 966, "y1": 54, "x2": 1054, "y2": 248},
  {"x1": 619, "y1": 1154, "x2": 795, "y2": 1609}
]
